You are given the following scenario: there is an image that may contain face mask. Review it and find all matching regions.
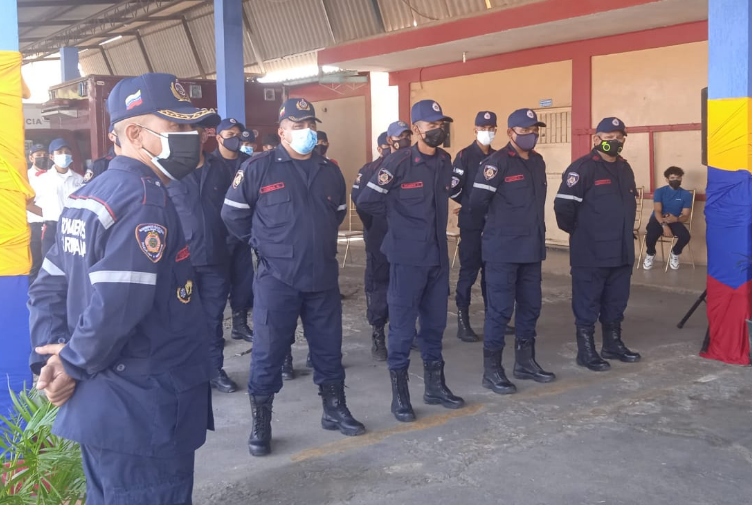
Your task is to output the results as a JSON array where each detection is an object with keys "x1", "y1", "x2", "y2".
[
  {"x1": 53, "y1": 154, "x2": 73, "y2": 169},
  {"x1": 596, "y1": 138, "x2": 624, "y2": 156},
  {"x1": 476, "y1": 130, "x2": 495, "y2": 146},
  {"x1": 668, "y1": 180, "x2": 681, "y2": 190},
  {"x1": 220, "y1": 136, "x2": 241, "y2": 153},
  {"x1": 34, "y1": 156, "x2": 50, "y2": 170},
  {"x1": 240, "y1": 145, "x2": 254, "y2": 156},
  {"x1": 421, "y1": 127, "x2": 446, "y2": 148},
  {"x1": 393, "y1": 138, "x2": 411, "y2": 150},
  {"x1": 287, "y1": 128, "x2": 318, "y2": 155},
  {"x1": 513, "y1": 133, "x2": 538, "y2": 152},
  {"x1": 314, "y1": 144, "x2": 329, "y2": 157},
  {"x1": 141, "y1": 127, "x2": 201, "y2": 181}
]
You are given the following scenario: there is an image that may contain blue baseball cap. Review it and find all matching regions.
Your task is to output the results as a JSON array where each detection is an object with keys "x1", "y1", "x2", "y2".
[
  {"x1": 508, "y1": 108, "x2": 546, "y2": 129},
  {"x1": 596, "y1": 117, "x2": 628, "y2": 136},
  {"x1": 317, "y1": 131, "x2": 328, "y2": 142},
  {"x1": 217, "y1": 118, "x2": 245, "y2": 135},
  {"x1": 387, "y1": 120, "x2": 411, "y2": 137},
  {"x1": 278, "y1": 98, "x2": 321, "y2": 123},
  {"x1": 475, "y1": 111, "x2": 497, "y2": 127},
  {"x1": 107, "y1": 72, "x2": 219, "y2": 125},
  {"x1": 48, "y1": 138, "x2": 70, "y2": 153},
  {"x1": 240, "y1": 129, "x2": 256, "y2": 143},
  {"x1": 29, "y1": 143, "x2": 46, "y2": 155},
  {"x1": 377, "y1": 132, "x2": 388, "y2": 146},
  {"x1": 411, "y1": 100, "x2": 453, "y2": 124}
]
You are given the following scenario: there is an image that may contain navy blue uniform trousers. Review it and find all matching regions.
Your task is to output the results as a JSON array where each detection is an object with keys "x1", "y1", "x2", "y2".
[
  {"x1": 484, "y1": 262, "x2": 542, "y2": 351},
  {"x1": 455, "y1": 228, "x2": 486, "y2": 310},
  {"x1": 195, "y1": 264, "x2": 230, "y2": 374},
  {"x1": 28, "y1": 222, "x2": 43, "y2": 283},
  {"x1": 80, "y1": 444, "x2": 195, "y2": 505},
  {"x1": 249, "y1": 269, "x2": 344, "y2": 395},
  {"x1": 41, "y1": 221, "x2": 57, "y2": 257},
  {"x1": 387, "y1": 263, "x2": 448, "y2": 370},
  {"x1": 365, "y1": 250, "x2": 389, "y2": 327},
  {"x1": 571, "y1": 265, "x2": 631, "y2": 330},
  {"x1": 228, "y1": 241, "x2": 254, "y2": 311}
]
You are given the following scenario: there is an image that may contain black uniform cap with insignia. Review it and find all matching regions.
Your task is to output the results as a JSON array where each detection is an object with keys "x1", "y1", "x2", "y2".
[{"x1": 278, "y1": 98, "x2": 321, "y2": 123}]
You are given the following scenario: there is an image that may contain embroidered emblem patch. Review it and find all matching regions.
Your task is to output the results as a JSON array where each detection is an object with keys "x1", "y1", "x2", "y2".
[
  {"x1": 402, "y1": 181, "x2": 423, "y2": 189},
  {"x1": 279, "y1": 106, "x2": 285, "y2": 118},
  {"x1": 526, "y1": 110, "x2": 535, "y2": 119},
  {"x1": 451, "y1": 176, "x2": 459, "y2": 188},
  {"x1": 505, "y1": 174, "x2": 524, "y2": 183},
  {"x1": 378, "y1": 168, "x2": 393, "y2": 186},
  {"x1": 171, "y1": 81, "x2": 190, "y2": 102},
  {"x1": 125, "y1": 90, "x2": 142, "y2": 110},
  {"x1": 83, "y1": 170, "x2": 93, "y2": 183},
  {"x1": 232, "y1": 170, "x2": 244, "y2": 189},
  {"x1": 483, "y1": 165, "x2": 498, "y2": 181},
  {"x1": 484, "y1": 112, "x2": 491, "y2": 120},
  {"x1": 177, "y1": 280, "x2": 193, "y2": 304},
  {"x1": 566, "y1": 172, "x2": 580, "y2": 188},
  {"x1": 432, "y1": 102, "x2": 440, "y2": 112},
  {"x1": 297, "y1": 99, "x2": 310, "y2": 111},
  {"x1": 595, "y1": 179, "x2": 612, "y2": 186},
  {"x1": 612, "y1": 118, "x2": 620, "y2": 126},
  {"x1": 136, "y1": 223, "x2": 166, "y2": 263}
]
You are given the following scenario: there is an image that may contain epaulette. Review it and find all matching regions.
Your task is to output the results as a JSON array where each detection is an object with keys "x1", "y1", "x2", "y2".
[
  {"x1": 242, "y1": 150, "x2": 275, "y2": 170},
  {"x1": 141, "y1": 176, "x2": 167, "y2": 207}
]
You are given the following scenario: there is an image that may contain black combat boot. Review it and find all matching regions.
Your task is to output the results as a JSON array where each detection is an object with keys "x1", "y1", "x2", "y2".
[
  {"x1": 210, "y1": 369, "x2": 238, "y2": 393},
  {"x1": 423, "y1": 360, "x2": 465, "y2": 408},
  {"x1": 576, "y1": 327, "x2": 611, "y2": 371},
  {"x1": 482, "y1": 349, "x2": 517, "y2": 394},
  {"x1": 513, "y1": 339, "x2": 556, "y2": 383},
  {"x1": 601, "y1": 322, "x2": 641, "y2": 363},
  {"x1": 231, "y1": 309, "x2": 254, "y2": 342},
  {"x1": 457, "y1": 308, "x2": 480, "y2": 342},
  {"x1": 389, "y1": 368, "x2": 415, "y2": 422},
  {"x1": 371, "y1": 325, "x2": 388, "y2": 361},
  {"x1": 319, "y1": 382, "x2": 366, "y2": 436},
  {"x1": 248, "y1": 394, "x2": 274, "y2": 457},
  {"x1": 281, "y1": 351, "x2": 295, "y2": 380}
]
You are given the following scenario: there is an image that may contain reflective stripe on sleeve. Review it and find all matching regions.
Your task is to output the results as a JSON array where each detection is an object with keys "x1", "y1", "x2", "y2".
[
  {"x1": 65, "y1": 196, "x2": 115, "y2": 229},
  {"x1": 89, "y1": 270, "x2": 157, "y2": 285},
  {"x1": 472, "y1": 183, "x2": 496, "y2": 193},
  {"x1": 223, "y1": 198, "x2": 251, "y2": 209},
  {"x1": 366, "y1": 182, "x2": 388, "y2": 194},
  {"x1": 42, "y1": 258, "x2": 65, "y2": 276},
  {"x1": 555, "y1": 193, "x2": 583, "y2": 202},
  {"x1": 337, "y1": 204, "x2": 347, "y2": 211}
]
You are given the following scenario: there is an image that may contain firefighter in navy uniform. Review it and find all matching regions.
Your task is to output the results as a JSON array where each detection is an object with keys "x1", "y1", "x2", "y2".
[
  {"x1": 166, "y1": 121, "x2": 240, "y2": 393},
  {"x1": 83, "y1": 125, "x2": 121, "y2": 183},
  {"x1": 222, "y1": 98, "x2": 365, "y2": 457},
  {"x1": 554, "y1": 117, "x2": 641, "y2": 371},
  {"x1": 28, "y1": 72, "x2": 215, "y2": 505},
  {"x1": 212, "y1": 118, "x2": 255, "y2": 344},
  {"x1": 357, "y1": 100, "x2": 465, "y2": 423},
  {"x1": 470, "y1": 108, "x2": 556, "y2": 395},
  {"x1": 351, "y1": 131, "x2": 391, "y2": 361}
]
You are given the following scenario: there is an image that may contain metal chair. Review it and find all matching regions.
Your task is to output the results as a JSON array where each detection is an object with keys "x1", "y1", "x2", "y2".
[
  {"x1": 447, "y1": 230, "x2": 460, "y2": 268},
  {"x1": 639, "y1": 189, "x2": 696, "y2": 272},
  {"x1": 338, "y1": 195, "x2": 363, "y2": 267}
]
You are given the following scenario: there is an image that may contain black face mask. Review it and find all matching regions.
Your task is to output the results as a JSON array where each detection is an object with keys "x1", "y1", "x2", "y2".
[
  {"x1": 33, "y1": 156, "x2": 50, "y2": 170},
  {"x1": 421, "y1": 127, "x2": 446, "y2": 148},
  {"x1": 668, "y1": 180, "x2": 682, "y2": 190},
  {"x1": 221, "y1": 135, "x2": 241, "y2": 153},
  {"x1": 314, "y1": 144, "x2": 329, "y2": 157},
  {"x1": 142, "y1": 128, "x2": 201, "y2": 181},
  {"x1": 393, "y1": 138, "x2": 411, "y2": 150},
  {"x1": 596, "y1": 138, "x2": 624, "y2": 156}
]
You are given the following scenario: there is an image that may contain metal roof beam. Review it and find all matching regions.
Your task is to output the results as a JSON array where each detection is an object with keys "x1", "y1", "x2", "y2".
[
  {"x1": 19, "y1": 0, "x2": 118, "y2": 6},
  {"x1": 18, "y1": 16, "x2": 185, "y2": 27}
]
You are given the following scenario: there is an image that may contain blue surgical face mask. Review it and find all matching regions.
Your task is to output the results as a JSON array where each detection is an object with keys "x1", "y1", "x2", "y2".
[
  {"x1": 287, "y1": 128, "x2": 318, "y2": 155},
  {"x1": 53, "y1": 153, "x2": 73, "y2": 169},
  {"x1": 240, "y1": 145, "x2": 254, "y2": 156}
]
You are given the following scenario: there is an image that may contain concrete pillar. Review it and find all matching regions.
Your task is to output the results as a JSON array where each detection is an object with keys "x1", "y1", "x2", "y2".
[
  {"x1": 702, "y1": 0, "x2": 752, "y2": 365},
  {"x1": 369, "y1": 72, "x2": 398, "y2": 159},
  {"x1": 214, "y1": 0, "x2": 245, "y2": 124},
  {"x1": 60, "y1": 46, "x2": 80, "y2": 82}
]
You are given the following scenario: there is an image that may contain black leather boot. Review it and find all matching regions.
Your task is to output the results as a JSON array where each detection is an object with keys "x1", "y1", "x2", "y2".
[
  {"x1": 423, "y1": 360, "x2": 465, "y2": 408},
  {"x1": 231, "y1": 309, "x2": 254, "y2": 342},
  {"x1": 248, "y1": 394, "x2": 273, "y2": 457},
  {"x1": 371, "y1": 325, "x2": 387, "y2": 361},
  {"x1": 457, "y1": 308, "x2": 480, "y2": 342},
  {"x1": 576, "y1": 327, "x2": 611, "y2": 371},
  {"x1": 389, "y1": 368, "x2": 415, "y2": 422},
  {"x1": 601, "y1": 322, "x2": 641, "y2": 363},
  {"x1": 482, "y1": 349, "x2": 517, "y2": 394},
  {"x1": 210, "y1": 369, "x2": 238, "y2": 393},
  {"x1": 281, "y1": 351, "x2": 295, "y2": 380},
  {"x1": 513, "y1": 339, "x2": 556, "y2": 383},
  {"x1": 319, "y1": 382, "x2": 366, "y2": 436}
]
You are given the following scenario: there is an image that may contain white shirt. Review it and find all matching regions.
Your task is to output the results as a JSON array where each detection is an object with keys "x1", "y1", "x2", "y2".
[
  {"x1": 36, "y1": 167, "x2": 84, "y2": 222},
  {"x1": 27, "y1": 166, "x2": 47, "y2": 224}
]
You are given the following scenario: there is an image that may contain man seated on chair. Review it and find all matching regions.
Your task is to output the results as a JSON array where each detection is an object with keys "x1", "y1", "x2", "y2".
[{"x1": 643, "y1": 166, "x2": 692, "y2": 270}]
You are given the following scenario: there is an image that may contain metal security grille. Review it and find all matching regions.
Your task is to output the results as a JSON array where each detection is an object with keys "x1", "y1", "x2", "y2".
[{"x1": 536, "y1": 107, "x2": 571, "y2": 144}]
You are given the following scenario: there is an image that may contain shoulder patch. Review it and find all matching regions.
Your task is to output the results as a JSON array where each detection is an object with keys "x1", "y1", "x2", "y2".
[
  {"x1": 355, "y1": 173, "x2": 362, "y2": 184},
  {"x1": 83, "y1": 169, "x2": 94, "y2": 183},
  {"x1": 232, "y1": 170, "x2": 244, "y2": 189},
  {"x1": 141, "y1": 177, "x2": 166, "y2": 207},
  {"x1": 136, "y1": 223, "x2": 167, "y2": 263},
  {"x1": 483, "y1": 165, "x2": 498, "y2": 181},
  {"x1": 377, "y1": 168, "x2": 394, "y2": 186},
  {"x1": 566, "y1": 172, "x2": 580, "y2": 187}
]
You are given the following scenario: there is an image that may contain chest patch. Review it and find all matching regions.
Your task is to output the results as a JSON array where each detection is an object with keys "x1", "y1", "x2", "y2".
[
  {"x1": 378, "y1": 168, "x2": 394, "y2": 186},
  {"x1": 483, "y1": 165, "x2": 498, "y2": 181},
  {"x1": 595, "y1": 179, "x2": 612, "y2": 186},
  {"x1": 136, "y1": 223, "x2": 166, "y2": 263},
  {"x1": 260, "y1": 182, "x2": 285, "y2": 194},
  {"x1": 505, "y1": 174, "x2": 525, "y2": 183},
  {"x1": 401, "y1": 181, "x2": 423, "y2": 189},
  {"x1": 566, "y1": 172, "x2": 580, "y2": 188}
]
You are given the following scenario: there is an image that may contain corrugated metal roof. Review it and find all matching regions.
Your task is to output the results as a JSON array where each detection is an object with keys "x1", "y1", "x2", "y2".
[
  {"x1": 185, "y1": 7, "x2": 218, "y2": 77},
  {"x1": 324, "y1": 0, "x2": 382, "y2": 42},
  {"x1": 376, "y1": 0, "x2": 452, "y2": 31},
  {"x1": 79, "y1": 50, "x2": 111, "y2": 76},
  {"x1": 104, "y1": 38, "x2": 150, "y2": 76},
  {"x1": 141, "y1": 20, "x2": 202, "y2": 78}
]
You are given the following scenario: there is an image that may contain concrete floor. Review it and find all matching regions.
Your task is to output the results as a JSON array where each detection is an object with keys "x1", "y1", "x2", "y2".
[{"x1": 194, "y1": 245, "x2": 751, "y2": 505}]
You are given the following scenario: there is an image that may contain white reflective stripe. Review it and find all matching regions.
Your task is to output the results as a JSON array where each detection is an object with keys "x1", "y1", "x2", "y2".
[
  {"x1": 351, "y1": 184, "x2": 360, "y2": 189},
  {"x1": 450, "y1": 189, "x2": 462, "y2": 199},
  {"x1": 89, "y1": 270, "x2": 157, "y2": 285},
  {"x1": 454, "y1": 168, "x2": 464, "y2": 175},
  {"x1": 473, "y1": 183, "x2": 497, "y2": 193},
  {"x1": 366, "y1": 181, "x2": 388, "y2": 194},
  {"x1": 65, "y1": 197, "x2": 115, "y2": 229},
  {"x1": 337, "y1": 204, "x2": 347, "y2": 211},
  {"x1": 223, "y1": 198, "x2": 251, "y2": 209},
  {"x1": 42, "y1": 258, "x2": 65, "y2": 276},
  {"x1": 555, "y1": 193, "x2": 583, "y2": 202}
]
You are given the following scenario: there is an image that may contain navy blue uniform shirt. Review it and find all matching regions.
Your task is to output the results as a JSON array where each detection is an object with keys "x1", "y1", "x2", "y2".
[
  {"x1": 357, "y1": 144, "x2": 459, "y2": 267},
  {"x1": 83, "y1": 147, "x2": 115, "y2": 183},
  {"x1": 211, "y1": 149, "x2": 249, "y2": 179},
  {"x1": 28, "y1": 155, "x2": 213, "y2": 457},
  {"x1": 221, "y1": 145, "x2": 347, "y2": 292},
  {"x1": 554, "y1": 149, "x2": 638, "y2": 267},
  {"x1": 451, "y1": 141, "x2": 495, "y2": 231},
  {"x1": 469, "y1": 142, "x2": 547, "y2": 264},
  {"x1": 352, "y1": 155, "x2": 388, "y2": 253}
]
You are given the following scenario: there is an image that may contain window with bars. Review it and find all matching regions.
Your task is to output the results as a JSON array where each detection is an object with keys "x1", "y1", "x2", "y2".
[{"x1": 535, "y1": 107, "x2": 571, "y2": 144}]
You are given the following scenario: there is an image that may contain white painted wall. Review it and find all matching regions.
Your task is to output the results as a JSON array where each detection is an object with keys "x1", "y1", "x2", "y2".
[{"x1": 369, "y1": 71, "x2": 398, "y2": 159}]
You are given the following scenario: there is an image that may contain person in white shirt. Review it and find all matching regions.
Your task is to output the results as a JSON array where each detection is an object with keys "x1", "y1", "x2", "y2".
[
  {"x1": 26, "y1": 143, "x2": 50, "y2": 282},
  {"x1": 36, "y1": 138, "x2": 84, "y2": 256}
]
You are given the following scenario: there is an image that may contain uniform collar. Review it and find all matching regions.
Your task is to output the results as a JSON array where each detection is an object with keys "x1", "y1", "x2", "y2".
[
  {"x1": 107, "y1": 155, "x2": 160, "y2": 178},
  {"x1": 52, "y1": 167, "x2": 73, "y2": 178},
  {"x1": 590, "y1": 148, "x2": 623, "y2": 164},
  {"x1": 409, "y1": 144, "x2": 449, "y2": 165},
  {"x1": 272, "y1": 144, "x2": 328, "y2": 166},
  {"x1": 470, "y1": 140, "x2": 494, "y2": 158}
]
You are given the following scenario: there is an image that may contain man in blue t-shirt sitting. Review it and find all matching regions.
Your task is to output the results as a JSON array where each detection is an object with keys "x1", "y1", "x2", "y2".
[{"x1": 643, "y1": 166, "x2": 693, "y2": 270}]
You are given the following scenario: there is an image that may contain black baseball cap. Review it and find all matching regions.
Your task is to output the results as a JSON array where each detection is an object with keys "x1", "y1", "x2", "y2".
[
  {"x1": 508, "y1": 108, "x2": 546, "y2": 128},
  {"x1": 596, "y1": 117, "x2": 628, "y2": 136},
  {"x1": 278, "y1": 98, "x2": 321, "y2": 123},
  {"x1": 475, "y1": 111, "x2": 497, "y2": 127}
]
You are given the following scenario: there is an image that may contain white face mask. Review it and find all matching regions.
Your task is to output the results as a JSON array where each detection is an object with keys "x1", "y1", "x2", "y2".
[
  {"x1": 476, "y1": 130, "x2": 495, "y2": 146},
  {"x1": 53, "y1": 154, "x2": 73, "y2": 169}
]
